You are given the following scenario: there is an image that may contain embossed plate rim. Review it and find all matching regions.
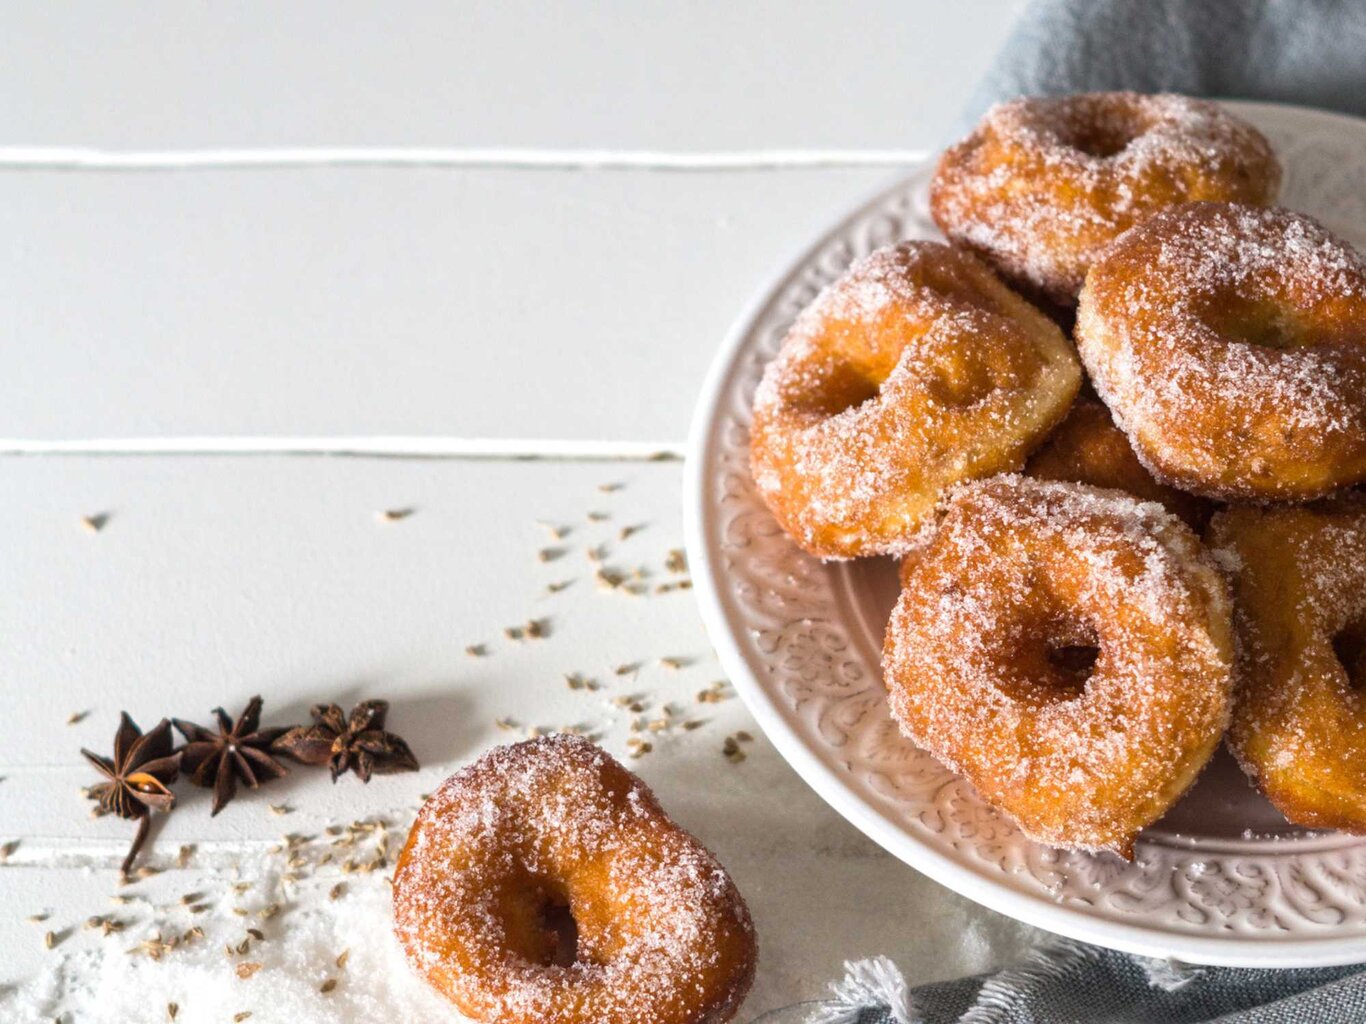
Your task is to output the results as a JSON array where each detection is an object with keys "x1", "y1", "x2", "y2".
[{"x1": 685, "y1": 101, "x2": 1366, "y2": 967}]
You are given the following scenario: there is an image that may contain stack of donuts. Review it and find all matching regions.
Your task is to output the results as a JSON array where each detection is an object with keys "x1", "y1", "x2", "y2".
[{"x1": 751, "y1": 92, "x2": 1366, "y2": 857}]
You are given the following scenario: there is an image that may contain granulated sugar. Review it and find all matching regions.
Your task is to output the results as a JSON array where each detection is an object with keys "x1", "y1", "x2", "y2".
[{"x1": 1, "y1": 855, "x2": 457, "y2": 1023}]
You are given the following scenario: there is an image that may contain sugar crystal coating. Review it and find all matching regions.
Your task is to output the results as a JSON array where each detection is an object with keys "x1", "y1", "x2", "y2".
[
  {"x1": 392, "y1": 735, "x2": 756, "y2": 1024},
  {"x1": 883, "y1": 475, "x2": 1234, "y2": 856}
]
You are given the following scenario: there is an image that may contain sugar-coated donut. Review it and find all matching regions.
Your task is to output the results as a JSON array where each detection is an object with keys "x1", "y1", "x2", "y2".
[
  {"x1": 750, "y1": 241, "x2": 1081, "y2": 559},
  {"x1": 931, "y1": 93, "x2": 1280, "y2": 303},
  {"x1": 1026, "y1": 394, "x2": 1213, "y2": 529},
  {"x1": 883, "y1": 476, "x2": 1234, "y2": 857},
  {"x1": 1210, "y1": 500, "x2": 1366, "y2": 832},
  {"x1": 393, "y1": 736, "x2": 756, "y2": 1024},
  {"x1": 1078, "y1": 202, "x2": 1366, "y2": 501}
]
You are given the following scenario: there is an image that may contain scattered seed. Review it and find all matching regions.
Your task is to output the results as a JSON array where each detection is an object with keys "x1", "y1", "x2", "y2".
[
  {"x1": 587, "y1": 511, "x2": 610, "y2": 522},
  {"x1": 336, "y1": 949, "x2": 351, "y2": 969},
  {"x1": 2, "y1": 839, "x2": 20, "y2": 861},
  {"x1": 177, "y1": 844, "x2": 195, "y2": 868},
  {"x1": 268, "y1": 804, "x2": 291, "y2": 817},
  {"x1": 465, "y1": 643, "x2": 487, "y2": 657},
  {"x1": 665, "y1": 549, "x2": 688, "y2": 574},
  {"x1": 682, "y1": 719, "x2": 705, "y2": 731},
  {"x1": 258, "y1": 903, "x2": 280, "y2": 920},
  {"x1": 736, "y1": 730, "x2": 754, "y2": 742},
  {"x1": 598, "y1": 482, "x2": 623, "y2": 493},
  {"x1": 504, "y1": 626, "x2": 524, "y2": 641},
  {"x1": 537, "y1": 521, "x2": 568, "y2": 540},
  {"x1": 524, "y1": 618, "x2": 546, "y2": 639},
  {"x1": 586, "y1": 544, "x2": 606, "y2": 562},
  {"x1": 538, "y1": 547, "x2": 565, "y2": 563},
  {"x1": 330, "y1": 882, "x2": 345, "y2": 901},
  {"x1": 320, "y1": 978, "x2": 338, "y2": 994},
  {"x1": 546, "y1": 579, "x2": 572, "y2": 593},
  {"x1": 376, "y1": 508, "x2": 414, "y2": 522},
  {"x1": 166, "y1": 1004, "x2": 179, "y2": 1021},
  {"x1": 659, "y1": 656, "x2": 684, "y2": 670},
  {"x1": 85, "y1": 915, "x2": 104, "y2": 930},
  {"x1": 44, "y1": 930, "x2": 56, "y2": 949},
  {"x1": 236, "y1": 961, "x2": 263, "y2": 980},
  {"x1": 625, "y1": 737, "x2": 653, "y2": 758},
  {"x1": 495, "y1": 717, "x2": 517, "y2": 732},
  {"x1": 80, "y1": 513, "x2": 109, "y2": 533},
  {"x1": 234, "y1": 1013, "x2": 252, "y2": 1022},
  {"x1": 27, "y1": 913, "x2": 48, "y2": 923},
  {"x1": 613, "y1": 663, "x2": 636, "y2": 676},
  {"x1": 618, "y1": 524, "x2": 643, "y2": 541},
  {"x1": 66, "y1": 710, "x2": 90, "y2": 725}
]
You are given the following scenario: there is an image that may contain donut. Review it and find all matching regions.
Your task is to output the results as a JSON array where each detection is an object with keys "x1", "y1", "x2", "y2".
[
  {"x1": 392, "y1": 735, "x2": 756, "y2": 1024},
  {"x1": 1210, "y1": 500, "x2": 1366, "y2": 832},
  {"x1": 1026, "y1": 394, "x2": 1213, "y2": 529},
  {"x1": 883, "y1": 476, "x2": 1234, "y2": 856},
  {"x1": 930, "y1": 93, "x2": 1280, "y2": 303},
  {"x1": 750, "y1": 240, "x2": 1081, "y2": 559},
  {"x1": 1078, "y1": 202, "x2": 1366, "y2": 501}
]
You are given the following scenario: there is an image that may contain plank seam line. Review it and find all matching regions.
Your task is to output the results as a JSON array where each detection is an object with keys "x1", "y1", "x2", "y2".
[
  {"x1": 0, "y1": 437, "x2": 686, "y2": 461},
  {"x1": 0, "y1": 145, "x2": 929, "y2": 172}
]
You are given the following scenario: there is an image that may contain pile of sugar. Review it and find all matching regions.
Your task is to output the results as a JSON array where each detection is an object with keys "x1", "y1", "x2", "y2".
[{"x1": 0, "y1": 858, "x2": 455, "y2": 1024}]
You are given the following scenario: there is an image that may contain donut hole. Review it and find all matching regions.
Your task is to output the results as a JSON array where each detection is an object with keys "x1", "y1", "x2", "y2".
[
  {"x1": 1001, "y1": 616, "x2": 1101, "y2": 705},
  {"x1": 1055, "y1": 108, "x2": 1146, "y2": 160},
  {"x1": 795, "y1": 358, "x2": 881, "y2": 418},
  {"x1": 1048, "y1": 641, "x2": 1102, "y2": 682},
  {"x1": 1201, "y1": 293, "x2": 1314, "y2": 351},
  {"x1": 1332, "y1": 617, "x2": 1366, "y2": 692},
  {"x1": 538, "y1": 894, "x2": 580, "y2": 967}
]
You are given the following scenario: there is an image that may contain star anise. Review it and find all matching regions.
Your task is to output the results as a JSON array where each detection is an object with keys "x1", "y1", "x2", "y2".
[
  {"x1": 81, "y1": 713, "x2": 181, "y2": 876},
  {"x1": 273, "y1": 700, "x2": 418, "y2": 782},
  {"x1": 173, "y1": 696, "x2": 293, "y2": 815}
]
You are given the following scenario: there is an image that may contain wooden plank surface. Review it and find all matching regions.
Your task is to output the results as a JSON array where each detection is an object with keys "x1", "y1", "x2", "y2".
[
  {"x1": 0, "y1": 167, "x2": 896, "y2": 447},
  {"x1": 4, "y1": 1, "x2": 1020, "y2": 151},
  {"x1": 0, "y1": 455, "x2": 1039, "y2": 1019}
]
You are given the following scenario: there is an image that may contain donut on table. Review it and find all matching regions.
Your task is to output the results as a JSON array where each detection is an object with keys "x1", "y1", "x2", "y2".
[
  {"x1": 930, "y1": 93, "x2": 1280, "y2": 304},
  {"x1": 1025, "y1": 393, "x2": 1213, "y2": 530},
  {"x1": 393, "y1": 735, "x2": 756, "y2": 1024},
  {"x1": 1078, "y1": 202, "x2": 1366, "y2": 501},
  {"x1": 883, "y1": 475, "x2": 1234, "y2": 857},
  {"x1": 750, "y1": 240, "x2": 1081, "y2": 559},
  {"x1": 1210, "y1": 500, "x2": 1366, "y2": 832}
]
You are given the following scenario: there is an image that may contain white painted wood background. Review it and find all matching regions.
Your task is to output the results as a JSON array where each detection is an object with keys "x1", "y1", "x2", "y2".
[{"x1": 0, "y1": 3, "x2": 1038, "y2": 1020}]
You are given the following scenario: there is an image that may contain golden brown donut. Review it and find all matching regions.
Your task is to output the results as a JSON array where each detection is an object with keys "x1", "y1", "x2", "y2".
[
  {"x1": 393, "y1": 736, "x2": 756, "y2": 1024},
  {"x1": 931, "y1": 93, "x2": 1280, "y2": 303},
  {"x1": 883, "y1": 476, "x2": 1234, "y2": 857},
  {"x1": 1210, "y1": 500, "x2": 1366, "y2": 832},
  {"x1": 1026, "y1": 394, "x2": 1213, "y2": 529},
  {"x1": 1078, "y1": 202, "x2": 1366, "y2": 501},
  {"x1": 750, "y1": 241, "x2": 1081, "y2": 559}
]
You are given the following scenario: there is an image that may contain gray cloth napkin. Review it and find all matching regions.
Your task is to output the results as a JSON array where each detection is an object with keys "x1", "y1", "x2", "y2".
[
  {"x1": 809, "y1": 2, "x2": 1366, "y2": 1021},
  {"x1": 965, "y1": 0, "x2": 1366, "y2": 127}
]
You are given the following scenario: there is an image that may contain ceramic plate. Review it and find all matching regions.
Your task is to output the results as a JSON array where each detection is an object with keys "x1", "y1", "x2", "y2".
[{"x1": 685, "y1": 102, "x2": 1366, "y2": 967}]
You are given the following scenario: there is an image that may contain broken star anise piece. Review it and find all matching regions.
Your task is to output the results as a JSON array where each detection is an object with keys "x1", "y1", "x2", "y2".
[
  {"x1": 81, "y1": 713, "x2": 181, "y2": 876},
  {"x1": 173, "y1": 696, "x2": 293, "y2": 816},
  {"x1": 273, "y1": 700, "x2": 419, "y2": 783}
]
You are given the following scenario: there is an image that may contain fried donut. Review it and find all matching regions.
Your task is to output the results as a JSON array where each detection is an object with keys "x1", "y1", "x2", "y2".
[
  {"x1": 1078, "y1": 202, "x2": 1366, "y2": 501},
  {"x1": 750, "y1": 241, "x2": 1081, "y2": 559},
  {"x1": 1210, "y1": 500, "x2": 1366, "y2": 832},
  {"x1": 393, "y1": 735, "x2": 756, "y2": 1024},
  {"x1": 931, "y1": 93, "x2": 1280, "y2": 303},
  {"x1": 1026, "y1": 394, "x2": 1213, "y2": 529},
  {"x1": 883, "y1": 476, "x2": 1234, "y2": 856}
]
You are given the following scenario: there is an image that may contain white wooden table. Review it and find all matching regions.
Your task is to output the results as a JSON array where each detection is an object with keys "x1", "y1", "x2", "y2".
[{"x1": 0, "y1": 4, "x2": 1041, "y2": 1020}]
